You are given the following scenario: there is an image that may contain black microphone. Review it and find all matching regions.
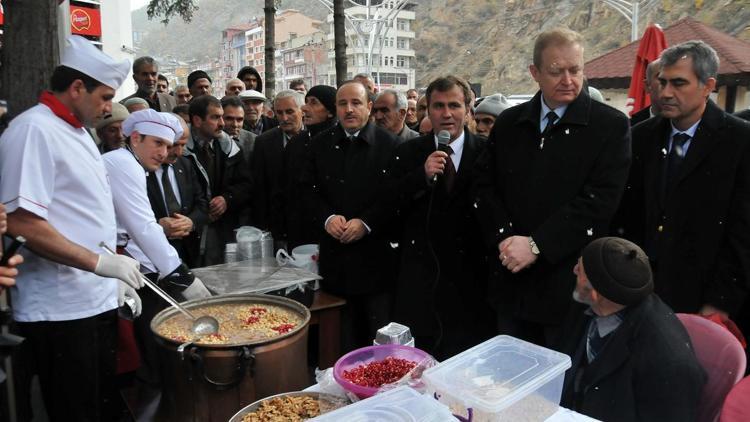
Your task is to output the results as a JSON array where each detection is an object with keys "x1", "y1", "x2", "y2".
[{"x1": 432, "y1": 130, "x2": 452, "y2": 183}]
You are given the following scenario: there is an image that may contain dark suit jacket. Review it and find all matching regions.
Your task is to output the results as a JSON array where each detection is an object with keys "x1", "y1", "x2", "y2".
[
  {"x1": 121, "y1": 91, "x2": 177, "y2": 113},
  {"x1": 559, "y1": 295, "x2": 705, "y2": 422},
  {"x1": 391, "y1": 129, "x2": 493, "y2": 358},
  {"x1": 300, "y1": 122, "x2": 400, "y2": 296},
  {"x1": 184, "y1": 131, "x2": 253, "y2": 265},
  {"x1": 613, "y1": 100, "x2": 750, "y2": 314},
  {"x1": 472, "y1": 90, "x2": 632, "y2": 324},
  {"x1": 252, "y1": 127, "x2": 287, "y2": 237},
  {"x1": 629, "y1": 106, "x2": 652, "y2": 126},
  {"x1": 282, "y1": 119, "x2": 338, "y2": 249},
  {"x1": 146, "y1": 157, "x2": 208, "y2": 268}
]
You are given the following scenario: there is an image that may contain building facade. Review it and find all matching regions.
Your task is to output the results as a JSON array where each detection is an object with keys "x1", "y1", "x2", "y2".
[
  {"x1": 325, "y1": 0, "x2": 417, "y2": 92},
  {"x1": 275, "y1": 31, "x2": 328, "y2": 93},
  {"x1": 55, "y1": 0, "x2": 136, "y2": 100},
  {"x1": 218, "y1": 9, "x2": 322, "y2": 93}
]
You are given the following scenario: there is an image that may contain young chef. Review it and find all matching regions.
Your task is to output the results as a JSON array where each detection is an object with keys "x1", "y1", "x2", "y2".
[
  {"x1": 103, "y1": 109, "x2": 210, "y2": 385},
  {"x1": 0, "y1": 36, "x2": 143, "y2": 421}
]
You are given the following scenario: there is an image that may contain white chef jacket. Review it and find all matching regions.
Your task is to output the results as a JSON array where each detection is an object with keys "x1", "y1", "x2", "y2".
[
  {"x1": 102, "y1": 147, "x2": 182, "y2": 277},
  {"x1": 0, "y1": 104, "x2": 118, "y2": 322}
]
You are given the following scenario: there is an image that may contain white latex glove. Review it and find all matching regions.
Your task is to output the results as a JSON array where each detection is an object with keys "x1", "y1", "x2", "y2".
[
  {"x1": 94, "y1": 254, "x2": 144, "y2": 289},
  {"x1": 118, "y1": 280, "x2": 142, "y2": 317},
  {"x1": 181, "y1": 276, "x2": 212, "y2": 301}
]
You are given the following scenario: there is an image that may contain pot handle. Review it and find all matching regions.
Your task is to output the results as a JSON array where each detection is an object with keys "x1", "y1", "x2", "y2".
[{"x1": 189, "y1": 346, "x2": 255, "y2": 390}]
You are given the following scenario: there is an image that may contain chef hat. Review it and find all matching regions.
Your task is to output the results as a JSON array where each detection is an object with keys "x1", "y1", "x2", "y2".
[
  {"x1": 61, "y1": 36, "x2": 130, "y2": 90},
  {"x1": 123, "y1": 109, "x2": 184, "y2": 145}
]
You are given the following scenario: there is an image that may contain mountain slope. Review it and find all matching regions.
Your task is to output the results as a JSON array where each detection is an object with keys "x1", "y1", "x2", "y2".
[{"x1": 132, "y1": 0, "x2": 750, "y2": 93}]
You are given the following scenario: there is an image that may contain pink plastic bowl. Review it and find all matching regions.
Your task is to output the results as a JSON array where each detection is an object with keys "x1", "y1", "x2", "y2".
[{"x1": 333, "y1": 344, "x2": 431, "y2": 399}]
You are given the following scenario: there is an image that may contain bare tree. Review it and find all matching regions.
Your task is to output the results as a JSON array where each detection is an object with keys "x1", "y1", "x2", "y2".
[
  {"x1": 0, "y1": 0, "x2": 59, "y2": 119},
  {"x1": 333, "y1": 0, "x2": 347, "y2": 87},
  {"x1": 264, "y1": 0, "x2": 276, "y2": 98}
]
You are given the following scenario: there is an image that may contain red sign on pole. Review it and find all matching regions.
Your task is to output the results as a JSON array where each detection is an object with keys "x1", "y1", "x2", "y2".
[{"x1": 70, "y1": 5, "x2": 101, "y2": 37}]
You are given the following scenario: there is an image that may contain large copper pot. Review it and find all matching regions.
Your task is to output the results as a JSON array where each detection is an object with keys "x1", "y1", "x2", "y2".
[{"x1": 150, "y1": 294, "x2": 311, "y2": 422}]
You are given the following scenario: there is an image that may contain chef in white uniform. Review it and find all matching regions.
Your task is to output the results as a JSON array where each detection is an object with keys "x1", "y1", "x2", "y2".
[
  {"x1": 103, "y1": 109, "x2": 210, "y2": 385},
  {"x1": 0, "y1": 36, "x2": 143, "y2": 421}
]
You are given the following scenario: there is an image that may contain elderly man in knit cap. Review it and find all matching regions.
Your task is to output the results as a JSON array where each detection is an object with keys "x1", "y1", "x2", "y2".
[
  {"x1": 282, "y1": 85, "x2": 338, "y2": 249},
  {"x1": 188, "y1": 70, "x2": 212, "y2": 98},
  {"x1": 559, "y1": 237, "x2": 705, "y2": 422},
  {"x1": 96, "y1": 102, "x2": 129, "y2": 153},
  {"x1": 239, "y1": 89, "x2": 278, "y2": 135},
  {"x1": 474, "y1": 93, "x2": 511, "y2": 138}
]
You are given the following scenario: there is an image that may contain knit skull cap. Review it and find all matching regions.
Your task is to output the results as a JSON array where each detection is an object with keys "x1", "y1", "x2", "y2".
[
  {"x1": 581, "y1": 237, "x2": 653, "y2": 305},
  {"x1": 475, "y1": 93, "x2": 511, "y2": 117},
  {"x1": 306, "y1": 85, "x2": 337, "y2": 116},
  {"x1": 187, "y1": 70, "x2": 212, "y2": 88},
  {"x1": 61, "y1": 35, "x2": 130, "y2": 90},
  {"x1": 95, "y1": 102, "x2": 129, "y2": 130}
]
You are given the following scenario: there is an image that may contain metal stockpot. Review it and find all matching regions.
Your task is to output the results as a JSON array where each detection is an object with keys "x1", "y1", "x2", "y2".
[{"x1": 150, "y1": 294, "x2": 311, "y2": 422}]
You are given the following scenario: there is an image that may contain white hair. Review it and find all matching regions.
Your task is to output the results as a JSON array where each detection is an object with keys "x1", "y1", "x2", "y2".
[{"x1": 273, "y1": 89, "x2": 304, "y2": 108}]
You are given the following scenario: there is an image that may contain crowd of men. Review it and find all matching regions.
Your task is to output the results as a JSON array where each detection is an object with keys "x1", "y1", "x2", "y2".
[{"x1": 0, "y1": 25, "x2": 749, "y2": 422}]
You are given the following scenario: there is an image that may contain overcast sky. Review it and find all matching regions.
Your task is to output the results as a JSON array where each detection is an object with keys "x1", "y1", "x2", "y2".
[{"x1": 131, "y1": 0, "x2": 149, "y2": 11}]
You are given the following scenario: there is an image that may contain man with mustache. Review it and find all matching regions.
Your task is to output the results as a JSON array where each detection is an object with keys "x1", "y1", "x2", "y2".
[
  {"x1": 615, "y1": 40, "x2": 750, "y2": 320},
  {"x1": 301, "y1": 81, "x2": 400, "y2": 350},
  {"x1": 252, "y1": 90, "x2": 304, "y2": 243},
  {"x1": 473, "y1": 27, "x2": 631, "y2": 346},
  {"x1": 121, "y1": 56, "x2": 176, "y2": 112}
]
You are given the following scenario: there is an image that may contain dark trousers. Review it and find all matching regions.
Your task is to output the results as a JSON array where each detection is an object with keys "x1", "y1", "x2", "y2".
[
  {"x1": 132, "y1": 273, "x2": 168, "y2": 387},
  {"x1": 341, "y1": 292, "x2": 391, "y2": 353},
  {"x1": 496, "y1": 313, "x2": 561, "y2": 349},
  {"x1": 16, "y1": 309, "x2": 118, "y2": 422}
]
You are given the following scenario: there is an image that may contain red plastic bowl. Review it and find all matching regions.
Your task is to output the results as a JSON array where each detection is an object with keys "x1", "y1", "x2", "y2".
[{"x1": 333, "y1": 344, "x2": 431, "y2": 399}]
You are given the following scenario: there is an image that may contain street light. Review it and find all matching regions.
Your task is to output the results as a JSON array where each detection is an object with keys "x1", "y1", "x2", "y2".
[
  {"x1": 314, "y1": 0, "x2": 411, "y2": 86},
  {"x1": 601, "y1": 0, "x2": 660, "y2": 41}
]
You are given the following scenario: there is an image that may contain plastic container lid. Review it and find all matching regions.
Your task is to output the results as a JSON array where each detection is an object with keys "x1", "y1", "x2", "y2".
[
  {"x1": 310, "y1": 386, "x2": 455, "y2": 421},
  {"x1": 422, "y1": 335, "x2": 571, "y2": 414}
]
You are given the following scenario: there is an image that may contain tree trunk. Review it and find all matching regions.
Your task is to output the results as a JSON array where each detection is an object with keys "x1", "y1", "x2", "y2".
[
  {"x1": 1, "y1": 0, "x2": 59, "y2": 120},
  {"x1": 264, "y1": 0, "x2": 276, "y2": 98},
  {"x1": 333, "y1": 0, "x2": 347, "y2": 87}
]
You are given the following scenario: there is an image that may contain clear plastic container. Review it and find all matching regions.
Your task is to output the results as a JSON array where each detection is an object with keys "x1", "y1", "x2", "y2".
[
  {"x1": 310, "y1": 385, "x2": 455, "y2": 421},
  {"x1": 422, "y1": 335, "x2": 572, "y2": 422}
]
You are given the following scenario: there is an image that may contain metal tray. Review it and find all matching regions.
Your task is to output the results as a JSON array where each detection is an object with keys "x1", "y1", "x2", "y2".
[{"x1": 228, "y1": 391, "x2": 350, "y2": 422}]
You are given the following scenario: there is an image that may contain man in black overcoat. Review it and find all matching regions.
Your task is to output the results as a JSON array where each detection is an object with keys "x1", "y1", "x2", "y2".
[
  {"x1": 614, "y1": 40, "x2": 750, "y2": 318},
  {"x1": 251, "y1": 90, "x2": 305, "y2": 246},
  {"x1": 391, "y1": 76, "x2": 492, "y2": 359},
  {"x1": 473, "y1": 27, "x2": 632, "y2": 346},
  {"x1": 300, "y1": 81, "x2": 400, "y2": 350},
  {"x1": 558, "y1": 237, "x2": 705, "y2": 422}
]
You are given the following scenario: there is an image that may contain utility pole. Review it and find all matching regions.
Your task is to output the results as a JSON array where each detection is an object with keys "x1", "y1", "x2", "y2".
[{"x1": 601, "y1": 0, "x2": 660, "y2": 41}]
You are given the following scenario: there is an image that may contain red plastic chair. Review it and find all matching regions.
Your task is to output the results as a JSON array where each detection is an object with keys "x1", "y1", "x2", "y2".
[
  {"x1": 720, "y1": 375, "x2": 750, "y2": 422},
  {"x1": 677, "y1": 313, "x2": 747, "y2": 422}
]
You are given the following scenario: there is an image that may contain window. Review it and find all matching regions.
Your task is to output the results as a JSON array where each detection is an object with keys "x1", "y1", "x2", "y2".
[
  {"x1": 397, "y1": 19, "x2": 408, "y2": 31},
  {"x1": 377, "y1": 72, "x2": 408, "y2": 85},
  {"x1": 397, "y1": 38, "x2": 407, "y2": 49},
  {"x1": 397, "y1": 56, "x2": 406, "y2": 68}
]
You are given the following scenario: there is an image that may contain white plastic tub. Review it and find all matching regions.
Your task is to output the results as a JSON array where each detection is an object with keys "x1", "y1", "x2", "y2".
[
  {"x1": 310, "y1": 385, "x2": 455, "y2": 421},
  {"x1": 423, "y1": 335, "x2": 572, "y2": 422}
]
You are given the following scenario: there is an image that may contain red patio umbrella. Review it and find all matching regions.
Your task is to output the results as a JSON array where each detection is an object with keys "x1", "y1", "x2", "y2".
[{"x1": 627, "y1": 24, "x2": 668, "y2": 116}]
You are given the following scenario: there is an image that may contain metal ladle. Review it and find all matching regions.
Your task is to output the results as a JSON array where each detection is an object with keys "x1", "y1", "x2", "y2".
[{"x1": 99, "y1": 243, "x2": 219, "y2": 337}]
